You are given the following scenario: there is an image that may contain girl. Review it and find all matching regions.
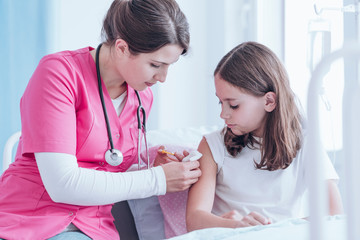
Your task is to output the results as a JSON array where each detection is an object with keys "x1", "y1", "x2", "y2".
[
  {"x1": 186, "y1": 41, "x2": 343, "y2": 231},
  {"x1": 0, "y1": 0, "x2": 201, "y2": 239}
]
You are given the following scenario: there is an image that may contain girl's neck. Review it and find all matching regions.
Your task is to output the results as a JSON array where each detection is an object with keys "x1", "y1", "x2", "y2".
[
  {"x1": 91, "y1": 44, "x2": 127, "y2": 99},
  {"x1": 252, "y1": 125, "x2": 264, "y2": 138}
]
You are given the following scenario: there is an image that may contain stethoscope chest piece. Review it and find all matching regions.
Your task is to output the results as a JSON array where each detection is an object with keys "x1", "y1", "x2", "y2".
[{"x1": 105, "y1": 149, "x2": 123, "y2": 166}]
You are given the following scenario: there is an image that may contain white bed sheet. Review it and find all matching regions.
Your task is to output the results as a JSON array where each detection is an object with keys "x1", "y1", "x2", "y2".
[{"x1": 169, "y1": 215, "x2": 347, "y2": 240}]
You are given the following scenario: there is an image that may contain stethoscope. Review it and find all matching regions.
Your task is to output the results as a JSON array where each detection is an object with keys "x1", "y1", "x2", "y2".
[{"x1": 96, "y1": 43, "x2": 150, "y2": 169}]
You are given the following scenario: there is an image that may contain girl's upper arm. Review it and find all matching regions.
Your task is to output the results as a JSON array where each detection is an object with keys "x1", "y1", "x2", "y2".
[
  {"x1": 327, "y1": 179, "x2": 344, "y2": 215},
  {"x1": 187, "y1": 137, "x2": 218, "y2": 213}
]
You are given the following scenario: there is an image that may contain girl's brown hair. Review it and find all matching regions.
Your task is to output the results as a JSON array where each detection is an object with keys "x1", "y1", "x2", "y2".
[
  {"x1": 102, "y1": 0, "x2": 189, "y2": 55},
  {"x1": 214, "y1": 41, "x2": 302, "y2": 171}
]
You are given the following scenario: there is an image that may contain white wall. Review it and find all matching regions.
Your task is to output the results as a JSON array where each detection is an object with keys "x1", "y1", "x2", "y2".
[
  {"x1": 151, "y1": 0, "x2": 226, "y2": 130},
  {"x1": 257, "y1": 0, "x2": 285, "y2": 61},
  {"x1": 50, "y1": 0, "x2": 113, "y2": 53}
]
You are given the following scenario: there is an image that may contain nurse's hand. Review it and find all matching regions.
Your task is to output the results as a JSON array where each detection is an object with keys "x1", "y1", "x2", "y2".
[
  {"x1": 154, "y1": 146, "x2": 189, "y2": 166},
  {"x1": 161, "y1": 160, "x2": 201, "y2": 192}
]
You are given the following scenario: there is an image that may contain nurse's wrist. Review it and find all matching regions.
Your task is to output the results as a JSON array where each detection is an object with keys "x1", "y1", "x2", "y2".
[{"x1": 152, "y1": 166, "x2": 167, "y2": 195}]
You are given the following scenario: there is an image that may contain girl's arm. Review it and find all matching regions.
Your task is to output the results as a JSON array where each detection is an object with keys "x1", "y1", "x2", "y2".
[
  {"x1": 186, "y1": 137, "x2": 235, "y2": 231},
  {"x1": 328, "y1": 179, "x2": 344, "y2": 215},
  {"x1": 186, "y1": 138, "x2": 269, "y2": 231}
]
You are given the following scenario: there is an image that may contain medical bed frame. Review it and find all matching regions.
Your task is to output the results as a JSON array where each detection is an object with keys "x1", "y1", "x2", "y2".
[{"x1": 307, "y1": 42, "x2": 360, "y2": 240}]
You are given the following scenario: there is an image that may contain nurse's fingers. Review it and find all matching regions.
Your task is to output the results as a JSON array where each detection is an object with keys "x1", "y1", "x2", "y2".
[
  {"x1": 162, "y1": 161, "x2": 201, "y2": 192},
  {"x1": 183, "y1": 161, "x2": 202, "y2": 182},
  {"x1": 173, "y1": 151, "x2": 189, "y2": 161},
  {"x1": 182, "y1": 160, "x2": 200, "y2": 170},
  {"x1": 154, "y1": 151, "x2": 180, "y2": 167}
]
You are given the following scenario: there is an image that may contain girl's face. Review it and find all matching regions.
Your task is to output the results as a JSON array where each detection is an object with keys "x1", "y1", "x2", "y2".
[
  {"x1": 215, "y1": 74, "x2": 274, "y2": 137},
  {"x1": 118, "y1": 43, "x2": 184, "y2": 91}
]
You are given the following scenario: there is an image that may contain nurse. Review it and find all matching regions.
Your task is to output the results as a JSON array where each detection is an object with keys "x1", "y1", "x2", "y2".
[{"x1": 0, "y1": 0, "x2": 201, "y2": 239}]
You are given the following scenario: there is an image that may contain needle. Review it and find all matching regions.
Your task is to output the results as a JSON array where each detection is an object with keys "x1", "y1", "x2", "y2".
[{"x1": 159, "y1": 149, "x2": 175, "y2": 155}]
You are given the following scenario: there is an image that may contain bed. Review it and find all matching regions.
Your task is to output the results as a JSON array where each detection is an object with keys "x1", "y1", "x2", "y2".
[{"x1": 169, "y1": 216, "x2": 347, "y2": 240}]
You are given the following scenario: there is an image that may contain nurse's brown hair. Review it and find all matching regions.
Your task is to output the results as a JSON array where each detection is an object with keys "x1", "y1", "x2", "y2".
[
  {"x1": 214, "y1": 41, "x2": 302, "y2": 171},
  {"x1": 102, "y1": 0, "x2": 189, "y2": 55}
]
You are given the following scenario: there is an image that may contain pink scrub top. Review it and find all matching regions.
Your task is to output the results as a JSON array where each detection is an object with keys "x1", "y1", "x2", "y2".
[{"x1": 0, "y1": 47, "x2": 153, "y2": 240}]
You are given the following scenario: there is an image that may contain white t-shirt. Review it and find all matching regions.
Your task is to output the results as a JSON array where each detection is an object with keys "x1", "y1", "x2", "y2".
[{"x1": 205, "y1": 130, "x2": 338, "y2": 222}]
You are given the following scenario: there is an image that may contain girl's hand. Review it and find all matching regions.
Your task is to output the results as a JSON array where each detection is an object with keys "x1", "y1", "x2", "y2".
[
  {"x1": 221, "y1": 210, "x2": 244, "y2": 221},
  {"x1": 154, "y1": 146, "x2": 189, "y2": 166},
  {"x1": 228, "y1": 211, "x2": 272, "y2": 227}
]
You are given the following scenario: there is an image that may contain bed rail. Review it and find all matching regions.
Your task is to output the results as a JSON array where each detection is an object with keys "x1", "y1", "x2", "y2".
[{"x1": 307, "y1": 42, "x2": 360, "y2": 240}]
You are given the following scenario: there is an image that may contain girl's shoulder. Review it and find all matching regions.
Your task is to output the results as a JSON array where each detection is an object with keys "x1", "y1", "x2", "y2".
[
  {"x1": 204, "y1": 129, "x2": 226, "y2": 172},
  {"x1": 204, "y1": 129, "x2": 224, "y2": 146}
]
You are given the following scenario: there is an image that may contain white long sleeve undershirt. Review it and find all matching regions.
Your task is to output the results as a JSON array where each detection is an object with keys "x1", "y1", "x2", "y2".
[{"x1": 35, "y1": 152, "x2": 166, "y2": 206}]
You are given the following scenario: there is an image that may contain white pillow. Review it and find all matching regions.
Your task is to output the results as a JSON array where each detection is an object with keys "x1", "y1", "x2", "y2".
[{"x1": 146, "y1": 125, "x2": 222, "y2": 148}]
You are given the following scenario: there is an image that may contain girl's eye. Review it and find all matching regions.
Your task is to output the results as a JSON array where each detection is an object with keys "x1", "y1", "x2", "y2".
[
  {"x1": 218, "y1": 100, "x2": 223, "y2": 105},
  {"x1": 151, "y1": 63, "x2": 160, "y2": 68},
  {"x1": 230, "y1": 105, "x2": 239, "y2": 110}
]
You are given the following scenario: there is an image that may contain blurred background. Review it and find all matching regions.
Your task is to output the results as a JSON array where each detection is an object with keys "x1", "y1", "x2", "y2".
[{"x1": 0, "y1": 0, "x2": 358, "y2": 175}]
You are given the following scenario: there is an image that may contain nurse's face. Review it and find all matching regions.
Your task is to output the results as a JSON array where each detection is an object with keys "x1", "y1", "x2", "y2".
[{"x1": 118, "y1": 43, "x2": 184, "y2": 91}]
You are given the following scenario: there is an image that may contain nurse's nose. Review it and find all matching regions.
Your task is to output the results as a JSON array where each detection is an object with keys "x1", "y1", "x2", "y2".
[{"x1": 154, "y1": 67, "x2": 168, "y2": 83}]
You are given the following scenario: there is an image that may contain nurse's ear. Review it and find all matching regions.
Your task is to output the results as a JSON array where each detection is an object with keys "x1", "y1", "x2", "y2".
[{"x1": 114, "y1": 39, "x2": 130, "y2": 57}]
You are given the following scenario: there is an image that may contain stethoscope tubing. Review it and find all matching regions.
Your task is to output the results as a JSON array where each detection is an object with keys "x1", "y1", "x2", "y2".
[
  {"x1": 96, "y1": 43, "x2": 115, "y2": 152},
  {"x1": 135, "y1": 94, "x2": 150, "y2": 169},
  {"x1": 96, "y1": 43, "x2": 149, "y2": 169}
]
